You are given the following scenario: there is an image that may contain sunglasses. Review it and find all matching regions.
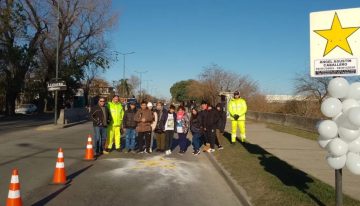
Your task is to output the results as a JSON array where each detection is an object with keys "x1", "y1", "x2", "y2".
[{"x1": 99, "y1": 101, "x2": 105, "y2": 102}]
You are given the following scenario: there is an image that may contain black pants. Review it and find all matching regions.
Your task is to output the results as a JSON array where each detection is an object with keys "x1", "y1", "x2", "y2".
[
  {"x1": 137, "y1": 131, "x2": 152, "y2": 152},
  {"x1": 165, "y1": 130, "x2": 174, "y2": 150},
  {"x1": 206, "y1": 129, "x2": 216, "y2": 149}
]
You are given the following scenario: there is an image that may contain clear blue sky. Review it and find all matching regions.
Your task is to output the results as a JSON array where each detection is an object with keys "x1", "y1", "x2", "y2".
[{"x1": 105, "y1": 0, "x2": 360, "y2": 99}]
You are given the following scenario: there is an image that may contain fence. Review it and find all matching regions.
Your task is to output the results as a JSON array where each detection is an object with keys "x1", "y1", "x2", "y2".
[{"x1": 247, "y1": 111, "x2": 322, "y2": 133}]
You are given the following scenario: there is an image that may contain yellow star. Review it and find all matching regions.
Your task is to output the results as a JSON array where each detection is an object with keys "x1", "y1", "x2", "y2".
[{"x1": 314, "y1": 12, "x2": 360, "y2": 56}]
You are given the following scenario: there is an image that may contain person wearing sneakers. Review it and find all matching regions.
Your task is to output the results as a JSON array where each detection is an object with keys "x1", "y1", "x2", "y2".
[
  {"x1": 203, "y1": 105, "x2": 220, "y2": 153},
  {"x1": 176, "y1": 105, "x2": 190, "y2": 155},
  {"x1": 164, "y1": 104, "x2": 176, "y2": 155},
  {"x1": 190, "y1": 108, "x2": 202, "y2": 155},
  {"x1": 90, "y1": 97, "x2": 110, "y2": 156},
  {"x1": 104, "y1": 95, "x2": 124, "y2": 154},
  {"x1": 228, "y1": 91, "x2": 247, "y2": 143},
  {"x1": 123, "y1": 101, "x2": 138, "y2": 153},
  {"x1": 147, "y1": 102, "x2": 158, "y2": 153},
  {"x1": 215, "y1": 103, "x2": 226, "y2": 150},
  {"x1": 134, "y1": 101, "x2": 154, "y2": 153}
]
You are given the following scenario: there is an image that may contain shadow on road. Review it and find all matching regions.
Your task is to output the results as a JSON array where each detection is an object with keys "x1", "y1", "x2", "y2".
[
  {"x1": 67, "y1": 164, "x2": 93, "y2": 180},
  {"x1": 31, "y1": 164, "x2": 93, "y2": 205},
  {"x1": 31, "y1": 185, "x2": 71, "y2": 206},
  {"x1": 223, "y1": 131, "x2": 326, "y2": 206}
]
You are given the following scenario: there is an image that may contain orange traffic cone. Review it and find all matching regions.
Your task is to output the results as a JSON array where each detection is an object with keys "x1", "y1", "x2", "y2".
[
  {"x1": 6, "y1": 169, "x2": 22, "y2": 206},
  {"x1": 84, "y1": 134, "x2": 95, "y2": 160},
  {"x1": 52, "y1": 148, "x2": 67, "y2": 184}
]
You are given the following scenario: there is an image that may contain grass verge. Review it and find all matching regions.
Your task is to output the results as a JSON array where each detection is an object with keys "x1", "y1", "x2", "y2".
[
  {"x1": 265, "y1": 122, "x2": 318, "y2": 141},
  {"x1": 213, "y1": 132, "x2": 360, "y2": 206}
]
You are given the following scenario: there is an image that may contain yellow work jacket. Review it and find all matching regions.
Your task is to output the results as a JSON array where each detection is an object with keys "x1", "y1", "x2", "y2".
[
  {"x1": 228, "y1": 98, "x2": 247, "y2": 121},
  {"x1": 107, "y1": 102, "x2": 124, "y2": 127}
]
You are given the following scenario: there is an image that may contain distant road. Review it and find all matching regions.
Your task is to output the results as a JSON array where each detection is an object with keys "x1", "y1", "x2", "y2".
[{"x1": 0, "y1": 114, "x2": 53, "y2": 134}]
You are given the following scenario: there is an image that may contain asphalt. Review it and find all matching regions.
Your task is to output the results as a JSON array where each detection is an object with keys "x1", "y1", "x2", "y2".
[
  {"x1": 0, "y1": 114, "x2": 53, "y2": 134},
  {"x1": 244, "y1": 121, "x2": 360, "y2": 201},
  {"x1": 0, "y1": 122, "x2": 243, "y2": 206}
]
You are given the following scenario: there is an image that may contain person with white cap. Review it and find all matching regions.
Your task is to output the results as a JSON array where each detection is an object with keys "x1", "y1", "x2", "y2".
[
  {"x1": 228, "y1": 91, "x2": 247, "y2": 143},
  {"x1": 147, "y1": 102, "x2": 158, "y2": 153}
]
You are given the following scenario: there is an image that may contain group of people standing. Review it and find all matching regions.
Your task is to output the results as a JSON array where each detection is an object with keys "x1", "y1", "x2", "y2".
[{"x1": 90, "y1": 91, "x2": 247, "y2": 157}]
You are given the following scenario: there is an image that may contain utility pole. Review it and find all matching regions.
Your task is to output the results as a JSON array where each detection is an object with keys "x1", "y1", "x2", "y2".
[
  {"x1": 54, "y1": 0, "x2": 60, "y2": 125},
  {"x1": 135, "y1": 70, "x2": 148, "y2": 101}
]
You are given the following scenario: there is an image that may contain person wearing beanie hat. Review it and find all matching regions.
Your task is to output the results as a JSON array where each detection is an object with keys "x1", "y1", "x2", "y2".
[
  {"x1": 147, "y1": 102, "x2": 158, "y2": 153},
  {"x1": 228, "y1": 91, "x2": 247, "y2": 143}
]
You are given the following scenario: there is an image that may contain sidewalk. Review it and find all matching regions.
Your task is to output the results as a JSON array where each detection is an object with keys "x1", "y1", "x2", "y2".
[{"x1": 239, "y1": 121, "x2": 360, "y2": 201}]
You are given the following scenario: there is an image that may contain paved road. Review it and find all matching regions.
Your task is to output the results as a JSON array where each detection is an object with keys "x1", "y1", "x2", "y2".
[
  {"x1": 0, "y1": 114, "x2": 53, "y2": 134},
  {"x1": 0, "y1": 122, "x2": 242, "y2": 206}
]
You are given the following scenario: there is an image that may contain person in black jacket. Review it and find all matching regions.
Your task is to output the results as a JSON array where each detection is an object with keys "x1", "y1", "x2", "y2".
[
  {"x1": 198, "y1": 100, "x2": 209, "y2": 151},
  {"x1": 154, "y1": 101, "x2": 168, "y2": 152},
  {"x1": 215, "y1": 103, "x2": 226, "y2": 150},
  {"x1": 203, "y1": 105, "x2": 220, "y2": 152},
  {"x1": 190, "y1": 108, "x2": 202, "y2": 155},
  {"x1": 90, "y1": 97, "x2": 111, "y2": 156},
  {"x1": 123, "y1": 102, "x2": 138, "y2": 153}
]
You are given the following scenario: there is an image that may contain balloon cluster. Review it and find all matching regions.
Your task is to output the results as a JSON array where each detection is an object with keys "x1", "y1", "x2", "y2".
[{"x1": 319, "y1": 77, "x2": 360, "y2": 175}]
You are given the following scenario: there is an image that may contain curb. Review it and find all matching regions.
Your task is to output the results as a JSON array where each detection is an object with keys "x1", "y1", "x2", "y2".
[
  {"x1": 62, "y1": 120, "x2": 89, "y2": 128},
  {"x1": 206, "y1": 153, "x2": 253, "y2": 206}
]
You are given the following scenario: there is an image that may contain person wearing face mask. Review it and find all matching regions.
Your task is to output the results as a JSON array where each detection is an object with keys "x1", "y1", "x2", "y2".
[{"x1": 228, "y1": 91, "x2": 247, "y2": 143}]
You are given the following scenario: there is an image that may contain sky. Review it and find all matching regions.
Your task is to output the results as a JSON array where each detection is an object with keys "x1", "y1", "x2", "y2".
[{"x1": 104, "y1": 0, "x2": 360, "y2": 99}]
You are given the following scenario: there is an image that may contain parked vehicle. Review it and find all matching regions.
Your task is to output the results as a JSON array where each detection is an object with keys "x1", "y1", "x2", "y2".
[{"x1": 15, "y1": 104, "x2": 37, "y2": 114}]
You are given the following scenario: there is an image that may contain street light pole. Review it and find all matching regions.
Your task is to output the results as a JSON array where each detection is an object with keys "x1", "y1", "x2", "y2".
[
  {"x1": 135, "y1": 70, "x2": 148, "y2": 101},
  {"x1": 117, "y1": 52, "x2": 135, "y2": 96}
]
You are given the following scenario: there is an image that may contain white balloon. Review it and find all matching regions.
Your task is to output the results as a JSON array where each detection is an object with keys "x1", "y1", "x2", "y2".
[
  {"x1": 318, "y1": 136, "x2": 332, "y2": 148},
  {"x1": 347, "y1": 82, "x2": 360, "y2": 100},
  {"x1": 321, "y1": 97, "x2": 342, "y2": 117},
  {"x1": 347, "y1": 107, "x2": 360, "y2": 127},
  {"x1": 333, "y1": 113, "x2": 358, "y2": 130},
  {"x1": 318, "y1": 120, "x2": 338, "y2": 139},
  {"x1": 342, "y1": 99, "x2": 359, "y2": 113},
  {"x1": 328, "y1": 77, "x2": 349, "y2": 98},
  {"x1": 338, "y1": 127, "x2": 360, "y2": 142},
  {"x1": 348, "y1": 137, "x2": 360, "y2": 153},
  {"x1": 327, "y1": 154, "x2": 347, "y2": 169},
  {"x1": 346, "y1": 152, "x2": 360, "y2": 175},
  {"x1": 327, "y1": 138, "x2": 348, "y2": 157}
]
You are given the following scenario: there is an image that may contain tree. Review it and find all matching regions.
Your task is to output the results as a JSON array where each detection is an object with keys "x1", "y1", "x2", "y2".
[
  {"x1": 293, "y1": 72, "x2": 330, "y2": 104},
  {"x1": 127, "y1": 75, "x2": 140, "y2": 96},
  {"x1": 0, "y1": 0, "x2": 45, "y2": 115},
  {"x1": 186, "y1": 64, "x2": 260, "y2": 105},
  {"x1": 33, "y1": 0, "x2": 117, "y2": 112},
  {"x1": 170, "y1": 80, "x2": 194, "y2": 103}
]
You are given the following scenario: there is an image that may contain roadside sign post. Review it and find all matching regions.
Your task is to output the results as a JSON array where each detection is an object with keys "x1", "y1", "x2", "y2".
[
  {"x1": 311, "y1": 8, "x2": 360, "y2": 206},
  {"x1": 47, "y1": 80, "x2": 67, "y2": 125}
]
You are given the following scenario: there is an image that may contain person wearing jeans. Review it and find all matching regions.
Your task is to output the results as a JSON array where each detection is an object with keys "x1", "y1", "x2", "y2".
[
  {"x1": 176, "y1": 106, "x2": 190, "y2": 155},
  {"x1": 90, "y1": 97, "x2": 110, "y2": 156},
  {"x1": 164, "y1": 104, "x2": 176, "y2": 155},
  {"x1": 190, "y1": 108, "x2": 202, "y2": 155},
  {"x1": 123, "y1": 102, "x2": 137, "y2": 153}
]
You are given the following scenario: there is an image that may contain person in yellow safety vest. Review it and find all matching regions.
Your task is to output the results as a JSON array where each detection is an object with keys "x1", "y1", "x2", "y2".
[
  {"x1": 104, "y1": 95, "x2": 124, "y2": 154},
  {"x1": 228, "y1": 91, "x2": 247, "y2": 143}
]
